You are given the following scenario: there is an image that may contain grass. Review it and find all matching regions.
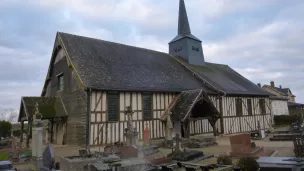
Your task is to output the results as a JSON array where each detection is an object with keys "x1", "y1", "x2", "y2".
[
  {"x1": 0, "y1": 152, "x2": 8, "y2": 161},
  {"x1": 21, "y1": 151, "x2": 31, "y2": 155},
  {"x1": 0, "y1": 151, "x2": 32, "y2": 161}
]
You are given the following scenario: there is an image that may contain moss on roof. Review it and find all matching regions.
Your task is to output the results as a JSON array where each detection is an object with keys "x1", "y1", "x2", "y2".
[{"x1": 22, "y1": 97, "x2": 67, "y2": 119}]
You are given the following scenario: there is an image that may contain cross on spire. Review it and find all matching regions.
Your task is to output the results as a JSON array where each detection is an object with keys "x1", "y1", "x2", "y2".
[{"x1": 178, "y1": 0, "x2": 191, "y2": 35}]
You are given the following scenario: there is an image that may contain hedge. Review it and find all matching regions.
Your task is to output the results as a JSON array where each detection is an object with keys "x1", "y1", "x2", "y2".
[{"x1": 274, "y1": 114, "x2": 301, "y2": 125}]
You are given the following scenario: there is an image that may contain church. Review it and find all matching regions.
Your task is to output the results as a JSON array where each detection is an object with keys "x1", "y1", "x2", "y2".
[{"x1": 18, "y1": 0, "x2": 272, "y2": 147}]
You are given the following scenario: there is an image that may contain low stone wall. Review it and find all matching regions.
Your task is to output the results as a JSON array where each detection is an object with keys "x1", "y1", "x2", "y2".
[{"x1": 60, "y1": 156, "x2": 98, "y2": 171}]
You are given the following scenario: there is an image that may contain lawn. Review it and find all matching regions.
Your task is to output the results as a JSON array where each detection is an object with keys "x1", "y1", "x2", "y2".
[
  {"x1": 0, "y1": 152, "x2": 8, "y2": 161},
  {"x1": 0, "y1": 151, "x2": 32, "y2": 161}
]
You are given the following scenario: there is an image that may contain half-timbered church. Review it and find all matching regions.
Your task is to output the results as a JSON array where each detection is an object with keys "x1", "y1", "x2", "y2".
[{"x1": 18, "y1": 0, "x2": 272, "y2": 147}]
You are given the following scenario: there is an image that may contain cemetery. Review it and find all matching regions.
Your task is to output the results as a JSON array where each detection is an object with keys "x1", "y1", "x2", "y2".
[{"x1": 0, "y1": 103, "x2": 303, "y2": 171}]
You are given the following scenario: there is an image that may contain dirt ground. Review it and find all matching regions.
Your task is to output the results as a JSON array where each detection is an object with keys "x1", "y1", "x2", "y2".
[{"x1": 14, "y1": 134, "x2": 295, "y2": 170}]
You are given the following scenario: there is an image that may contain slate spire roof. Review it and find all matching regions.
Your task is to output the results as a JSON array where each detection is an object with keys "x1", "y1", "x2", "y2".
[
  {"x1": 178, "y1": 0, "x2": 191, "y2": 35},
  {"x1": 170, "y1": 0, "x2": 201, "y2": 43}
]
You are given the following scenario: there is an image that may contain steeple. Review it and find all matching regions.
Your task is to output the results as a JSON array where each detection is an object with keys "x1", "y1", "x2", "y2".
[
  {"x1": 178, "y1": 0, "x2": 191, "y2": 35},
  {"x1": 169, "y1": 0, "x2": 205, "y2": 65}
]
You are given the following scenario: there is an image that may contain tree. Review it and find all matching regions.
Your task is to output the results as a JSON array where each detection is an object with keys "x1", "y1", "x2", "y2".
[
  {"x1": 0, "y1": 109, "x2": 18, "y2": 123},
  {"x1": 0, "y1": 120, "x2": 12, "y2": 138}
]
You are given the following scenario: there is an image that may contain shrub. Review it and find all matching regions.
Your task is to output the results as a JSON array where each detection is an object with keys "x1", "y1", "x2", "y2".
[
  {"x1": 274, "y1": 115, "x2": 300, "y2": 125},
  {"x1": 217, "y1": 155, "x2": 232, "y2": 165},
  {"x1": 237, "y1": 157, "x2": 259, "y2": 171},
  {"x1": 0, "y1": 120, "x2": 12, "y2": 138}
]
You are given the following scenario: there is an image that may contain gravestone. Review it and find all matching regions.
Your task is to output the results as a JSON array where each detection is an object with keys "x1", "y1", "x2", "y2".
[
  {"x1": 257, "y1": 157, "x2": 304, "y2": 171},
  {"x1": 40, "y1": 144, "x2": 55, "y2": 171},
  {"x1": 174, "y1": 133, "x2": 182, "y2": 153},
  {"x1": 143, "y1": 123, "x2": 150, "y2": 145},
  {"x1": 169, "y1": 133, "x2": 204, "y2": 161},
  {"x1": 229, "y1": 133, "x2": 272, "y2": 157}
]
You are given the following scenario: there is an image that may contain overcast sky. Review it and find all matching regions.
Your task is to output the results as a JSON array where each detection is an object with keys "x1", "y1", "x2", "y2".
[{"x1": 0, "y1": 0, "x2": 304, "y2": 110}]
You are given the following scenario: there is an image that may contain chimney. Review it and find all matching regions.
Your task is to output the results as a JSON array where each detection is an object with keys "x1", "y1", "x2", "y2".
[
  {"x1": 257, "y1": 83, "x2": 261, "y2": 87},
  {"x1": 270, "y1": 81, "x2": 275, "y2": 88}
]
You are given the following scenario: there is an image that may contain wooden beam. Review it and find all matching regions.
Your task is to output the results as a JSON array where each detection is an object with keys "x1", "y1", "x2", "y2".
[{"x1": 20, "y1": 121, "x2": 24, "y2": 143}]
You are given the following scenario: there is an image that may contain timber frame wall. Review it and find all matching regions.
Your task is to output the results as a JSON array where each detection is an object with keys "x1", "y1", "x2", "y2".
[
  {"x1": 90, "y1": 91, "x2": 178, "y2": 146},
  {"x1": 220, "y1": 96, "x2": 272, "y2": 134},
  {"x1": 90, "y1": 91, "x2": 272, "y2": 146}
]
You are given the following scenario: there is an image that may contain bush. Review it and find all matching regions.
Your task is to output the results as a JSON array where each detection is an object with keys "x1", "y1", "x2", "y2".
[
  {"x1": 217, "y1": 155, "x2": 232, "y2": 165},
  {"x1": 274, "y1": 115, "x2": 300, "y2": 125},
  {"x1": 0, "y1": 121, "x2": 12, "y2": 138},
  {"x1": 237, "y1": 157, "x2": 259, "y2": 171}
]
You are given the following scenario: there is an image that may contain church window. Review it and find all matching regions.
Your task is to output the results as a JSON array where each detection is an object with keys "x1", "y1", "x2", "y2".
[
  {"x1": 57, "y1": 73, "x2": 64, "y2": 91},
  {"x1": 235, "y1": 98, "x2": 243, "y2": 116},
  {"x1": 259, "y1": 99, "x2": 266, "y2": 115},
  {"x1": 247, "y1": 99, "x2": 253, "y2": 116},
  {"x1": 107, "y1": 92, "x2": 119, "y2": 121},
  {"x1": 142, "y1": 93, "x2": 152, "y2": 120}
]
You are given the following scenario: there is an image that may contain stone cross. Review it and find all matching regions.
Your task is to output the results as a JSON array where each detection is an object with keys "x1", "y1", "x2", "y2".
[
  {"x1": 33, "y1": 102, "x2": 43, "y2": 127},
  {"x1": 124, "y1": 106, "x2": 138, "y2": 145},
  {"x1": 40, "y1": 144, "x2": 55, "y2": 171},
  {"x1": 166, "y1": 112, "x2": 173, "y2": 140},
  {"x1": 174, "y1": 133, "x2": 182, "y2": 153},
  {"x1": 125, "y1": 106, "x2": 134, "y2": 129}
]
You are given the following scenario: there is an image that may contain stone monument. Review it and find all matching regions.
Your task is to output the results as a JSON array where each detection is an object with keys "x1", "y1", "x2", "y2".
[
  {"x1": 166, "y1": 112, "x2": 173, "y2": 141},
  {"x1": 40, "y1": 144, "x2": 55, "y2": 171},
  {"x1": 143, "y1": 123, "x2": 150, "y2": 146},
  {"x1": 229, "y1": 133, "x2": 273, "y2": 157},
  {"x1": 124, "y1": 106, "x2": 138, "y2": 146},
  {"x1": 32, "y1": 102, "x2": 44, "y2": 158}
]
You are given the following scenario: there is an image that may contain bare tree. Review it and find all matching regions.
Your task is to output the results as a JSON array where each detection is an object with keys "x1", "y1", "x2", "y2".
[{"x1": 0, "y1": 109, "x2": 19, "y2": 123}]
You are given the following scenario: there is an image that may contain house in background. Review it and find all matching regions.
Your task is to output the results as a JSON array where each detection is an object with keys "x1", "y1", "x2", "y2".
[
  {"x1": 260, "y1": 81, "x2": 291, "y2": 124},
  {"x1": 18, "y1": 0, "x2": 273, "y2": 147},
  {"x1": 262, "y1": 81, "x2": 296, "y2": 102}
]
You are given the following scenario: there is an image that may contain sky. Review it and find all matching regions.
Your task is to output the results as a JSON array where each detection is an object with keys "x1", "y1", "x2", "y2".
[{"x1": 0, "y1": 0, "x2": 304, "y2": 113}]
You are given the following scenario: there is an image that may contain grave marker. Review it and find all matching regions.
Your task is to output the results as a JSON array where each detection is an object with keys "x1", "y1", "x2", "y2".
[
  {"x1": 143, "y1": 123, "x2": 150, "y2": 145},
  {"x1": 40, "y1": 144, "x2": 55, "y2": 171}
]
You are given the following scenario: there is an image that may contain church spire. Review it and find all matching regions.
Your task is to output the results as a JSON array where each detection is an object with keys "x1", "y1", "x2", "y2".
[
  {"x1": 169, "y1": 0, "x2": 205, "y2": 65},
  {"x1": 178, "y1": 0, "x2": 191, "y2": 35}
]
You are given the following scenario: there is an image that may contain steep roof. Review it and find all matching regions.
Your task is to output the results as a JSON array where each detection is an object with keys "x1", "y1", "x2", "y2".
[
  {"x1": 173, "y1": 56, "x2": 271, "y2": 96},
  {"x1": 58, "y1": 32, "x2": 216, "y2": 93},
  {"x1": 18, "y1": 97, "x2": 67, "y2": 122},
  {"x1": 41, "y1": 32, "x2": 272, "y2": 96},
  {"x1": 263, "y1": 85, "x2": 295, "y2": 97}
]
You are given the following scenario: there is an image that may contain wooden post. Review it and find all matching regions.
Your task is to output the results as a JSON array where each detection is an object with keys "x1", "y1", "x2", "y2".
[
  {"x1": 20, "y1": 121, "x2": 24, "y2": 143},
  {"x1": 51, "y1": 119, "x2": 54, "y2": 143},
  {"x1": 26, "y1": 119, "x2": 31, "y2": 148}
]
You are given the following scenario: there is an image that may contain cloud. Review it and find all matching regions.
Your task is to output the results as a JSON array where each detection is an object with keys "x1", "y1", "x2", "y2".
[{"x1": 0, "y1": 0, "x2": 304, "y2": 112}]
